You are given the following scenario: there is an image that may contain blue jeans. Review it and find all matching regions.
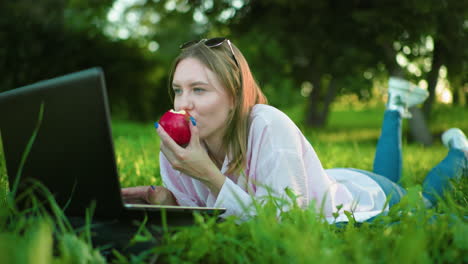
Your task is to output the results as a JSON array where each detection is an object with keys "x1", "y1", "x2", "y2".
[{"x1": 358, "y1": 110, "x2": 467, "y2": 208}]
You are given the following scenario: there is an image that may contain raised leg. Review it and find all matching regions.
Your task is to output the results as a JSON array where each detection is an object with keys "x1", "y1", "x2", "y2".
[
  {"x1": 373, "y1": 110, "x2": 402, "y2": 183},
  {"x1": 373, "y1": 77, "x2": 429, "y2": 183}
]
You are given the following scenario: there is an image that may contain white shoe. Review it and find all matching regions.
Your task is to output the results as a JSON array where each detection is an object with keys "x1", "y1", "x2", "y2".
[
  {"x1": 387, "y1": 77, "x2": 429, "y2": 118},
  {"x1": 442, "y1": 128, "x2": 468, "y2": 152}
]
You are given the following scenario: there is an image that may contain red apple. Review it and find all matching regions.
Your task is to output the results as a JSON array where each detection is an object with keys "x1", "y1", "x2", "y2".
[{"x1": 159, "y1": 109, "x2": 191, "y2": 146}]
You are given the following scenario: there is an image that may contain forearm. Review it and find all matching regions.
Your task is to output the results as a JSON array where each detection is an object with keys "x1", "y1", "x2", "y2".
[{"x1": 201, "y1": 165, "x2": 226, "y2": 197}]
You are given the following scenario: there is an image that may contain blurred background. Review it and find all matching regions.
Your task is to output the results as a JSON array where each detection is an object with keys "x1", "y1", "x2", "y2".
[{"x1": 1, "y1": 0, "x2": 467, "y2": 130}]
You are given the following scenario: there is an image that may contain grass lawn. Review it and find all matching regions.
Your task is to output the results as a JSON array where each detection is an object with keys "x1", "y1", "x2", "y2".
[{"x1": 0, "y1": 104, "x2": 467, "y2": 263}]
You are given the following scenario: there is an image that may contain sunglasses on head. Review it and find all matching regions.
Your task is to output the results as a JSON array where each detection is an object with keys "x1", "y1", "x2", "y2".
[{"x1": 179, "y1": 37, "x2": 239, "y2": 67}]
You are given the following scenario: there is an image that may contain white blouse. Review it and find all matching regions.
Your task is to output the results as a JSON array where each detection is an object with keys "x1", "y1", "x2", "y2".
[{"x1": 160, "y1": 104, "x2": 388, "y2": 223}]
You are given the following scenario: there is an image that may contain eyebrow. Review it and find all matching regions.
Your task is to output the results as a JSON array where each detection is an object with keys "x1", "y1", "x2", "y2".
[{"x1": 172, "y1": 81, "x2": 210, "y2": 88}]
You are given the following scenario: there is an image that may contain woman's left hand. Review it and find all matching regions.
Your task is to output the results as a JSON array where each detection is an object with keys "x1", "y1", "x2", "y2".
[
  {"x1": 156, "y1": 119, "x2": 226, "y2": 196},
  {"x1": 121, "y1": 185, "x2": 178, "y2": 205}
]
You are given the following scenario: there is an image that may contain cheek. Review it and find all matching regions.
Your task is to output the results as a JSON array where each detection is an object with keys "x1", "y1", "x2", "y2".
[
  {"x1": 199, "y1": 106, "x2": 228, "y2": 126},
  {"x1": 173, "y1": 98, "x2": 181, "y2": 110},
  {"x1": 196, "y1": 95, "x2": 232, "y2": 123},
  {"x1": 213, "y1": 107, "x2": 231, "y2": 125}
]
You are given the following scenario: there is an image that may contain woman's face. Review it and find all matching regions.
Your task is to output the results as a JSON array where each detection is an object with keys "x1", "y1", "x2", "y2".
[{"x1": 172, "y1": 57, "x2": 233, "y2": 143}]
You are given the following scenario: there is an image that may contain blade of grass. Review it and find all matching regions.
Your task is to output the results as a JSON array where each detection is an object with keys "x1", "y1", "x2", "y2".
[{"x1": 10, "y1": 101, "x2": 45, "y2": 198}]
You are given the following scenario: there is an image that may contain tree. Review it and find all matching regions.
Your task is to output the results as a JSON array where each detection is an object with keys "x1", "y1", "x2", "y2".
[
  {"x1": 0, "y1": 0, "x2": 169, "y2": 120},
  {"x1": 422, "y1": 0, "x2": 468, "y2": 113},
  {"x1": 5, "y1": 0, "x2": 465, "y2": 124},
  {"x1": 226, "y1": 0, "x2": 390, "y2": 126},
  {"x1": 218, "y1": 0, "x2": 467, "y2": 128}
]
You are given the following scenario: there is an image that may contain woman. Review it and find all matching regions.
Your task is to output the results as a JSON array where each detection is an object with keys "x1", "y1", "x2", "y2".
[{"x1": 122, "y1": 37, "x2": 468, "y2": 223}]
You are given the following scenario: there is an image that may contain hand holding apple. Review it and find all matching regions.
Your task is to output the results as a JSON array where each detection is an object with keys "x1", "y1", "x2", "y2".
[
  {"x1": 155, "y1": 111, "x2": 226, "y2": 197},
  {"x1": 158, "y1": 109, "x2": 191, "y2": 145}
]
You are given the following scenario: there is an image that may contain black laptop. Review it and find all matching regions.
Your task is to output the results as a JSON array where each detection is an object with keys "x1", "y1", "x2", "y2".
[{"x1": 0, "y1": 67, "x2": 225, "y2": 225}]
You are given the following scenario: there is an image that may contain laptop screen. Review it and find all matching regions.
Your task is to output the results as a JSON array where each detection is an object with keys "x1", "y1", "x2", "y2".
[{"x1": 0, "y1": 68, "x2": 124, "y2": 217}]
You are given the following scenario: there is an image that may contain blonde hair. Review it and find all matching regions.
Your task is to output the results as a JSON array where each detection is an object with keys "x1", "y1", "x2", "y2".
[{"x1": 168, "y1": 39, "x2": 268, "y2": 175}]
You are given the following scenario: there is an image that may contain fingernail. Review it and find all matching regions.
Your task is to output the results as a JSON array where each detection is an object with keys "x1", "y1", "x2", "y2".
[
  {"x1": 150, "y1": 185, "x2": 156, "y2": 190},
  {"x1": 190, "y1": 116, "x2": 196, "y2": 126},
  {"x1": 154, "y1": 122, "x2": 159, "y2": 129}
]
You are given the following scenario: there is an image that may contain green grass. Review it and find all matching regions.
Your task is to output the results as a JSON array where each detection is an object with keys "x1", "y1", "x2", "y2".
[
  {"x1": 112, "y1": 121, "x2": 163, "y2": 187},
  {"x1": 0, "y1": 104, "x2": 467, "y2": 263}
]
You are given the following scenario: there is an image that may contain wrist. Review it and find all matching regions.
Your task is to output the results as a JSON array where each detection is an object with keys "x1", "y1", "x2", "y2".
[{"x1": 203, "y1": 166, "x2": 226, "y2": 197}]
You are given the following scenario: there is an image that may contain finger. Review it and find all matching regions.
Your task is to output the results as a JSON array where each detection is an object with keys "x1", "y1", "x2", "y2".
[
  {"x1": 155, "y1": 123, "x2": 183, "y2": 153},
  {"x1": 188, "y1": 116, "x2": 200, "y2": 146},
  {"x1": 146, "y1": 186, "x2": 159, "y2": 204},
  {"x1": 121, "y1": 186, "x2": 148, "y2": 197},
  {"x1": 160, "y1": 141, "x2": 177, "y2": 162},
  {"x1": 146, "y1": 185, "x2": 170, "y2": 205}
]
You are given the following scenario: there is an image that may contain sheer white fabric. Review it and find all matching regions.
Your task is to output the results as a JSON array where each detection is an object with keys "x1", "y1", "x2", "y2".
[{"x1": 161, "y1": 104, "x2": 387, "y2": 223}]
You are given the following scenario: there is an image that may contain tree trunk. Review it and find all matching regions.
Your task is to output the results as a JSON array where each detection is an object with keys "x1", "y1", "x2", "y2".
[
  {"x1": 423, "y1": 38, "x2": 444, "y2": 119},
  {"x1": 322, "y1": 79, "x2": 338, "y2": 124},
  {"x1": 458, "y1": 85, "x2": 467, "y2": 106},
  {"x1": 448, "y1": 75, "x2": 467, "y2": 107},
  {"x1": 305, "y1": 75, "x2": 324, "y2": 127},
  {"x1": 408, "y1": 107, "x2": 433, "y2": 146},
  {"x1": 305, "y1": 76, "x2": 338, "y2": 127}
]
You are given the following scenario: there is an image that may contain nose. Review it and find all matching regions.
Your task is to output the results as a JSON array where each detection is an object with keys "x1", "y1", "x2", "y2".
[{"x1": 174, "y1": 92, "x2": 194, "y2": 112}]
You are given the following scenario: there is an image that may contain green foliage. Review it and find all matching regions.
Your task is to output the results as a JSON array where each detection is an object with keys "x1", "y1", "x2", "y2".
[
  {"x1": 185, "y1": 0, "x2": 467, "y2": 125},
  {"x1": 0, "y1": 0, "x2": 171, "y2": 121},
  {"x1": 0, "y1": 215, "x2": 105, "y2": 264},
  {"x1": 151, "y1": 184, "x2": 467, "y2": 264},
  {"x1": 2, "y1": 0, "x2": 466, "y2": 124}
]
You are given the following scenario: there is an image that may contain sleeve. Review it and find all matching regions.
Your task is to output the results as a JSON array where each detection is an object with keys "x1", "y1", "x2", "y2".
[
  {"x1": 214, "y1": 150, "x2": 310, "y2": 222},
  {"x1": 213, "y1": 108, "x2": 315, "y2": 221},
  {"x1": 159, "y1": 152, "x2": 202, "y2": 207}
]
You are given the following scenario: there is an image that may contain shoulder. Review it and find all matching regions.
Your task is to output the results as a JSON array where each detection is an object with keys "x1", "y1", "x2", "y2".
[
  {"x1": 250, "y1": 104, "x2": 295, "y2": 128},
  {"x1": 248, "y1": 104, "x2": 307, "y2": 150}
]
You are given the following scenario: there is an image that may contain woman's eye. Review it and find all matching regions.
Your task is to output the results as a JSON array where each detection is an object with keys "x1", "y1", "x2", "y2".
[
  {"x1": 173, "y1": 88, "x2": 182, "y2": 95},
  {"x1": 193, "y1": 88, "x2": 205, "y2": 93}
]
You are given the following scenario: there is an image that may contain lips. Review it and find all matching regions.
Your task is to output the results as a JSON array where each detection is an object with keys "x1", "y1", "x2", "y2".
[{"x1": 159, "y1": 109, "x2": 191, "y2": 146}]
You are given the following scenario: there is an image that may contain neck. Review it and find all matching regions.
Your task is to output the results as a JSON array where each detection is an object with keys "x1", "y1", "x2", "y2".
[{"x1": 204, "y1": 137, "x2": 226, "y2": 168}]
